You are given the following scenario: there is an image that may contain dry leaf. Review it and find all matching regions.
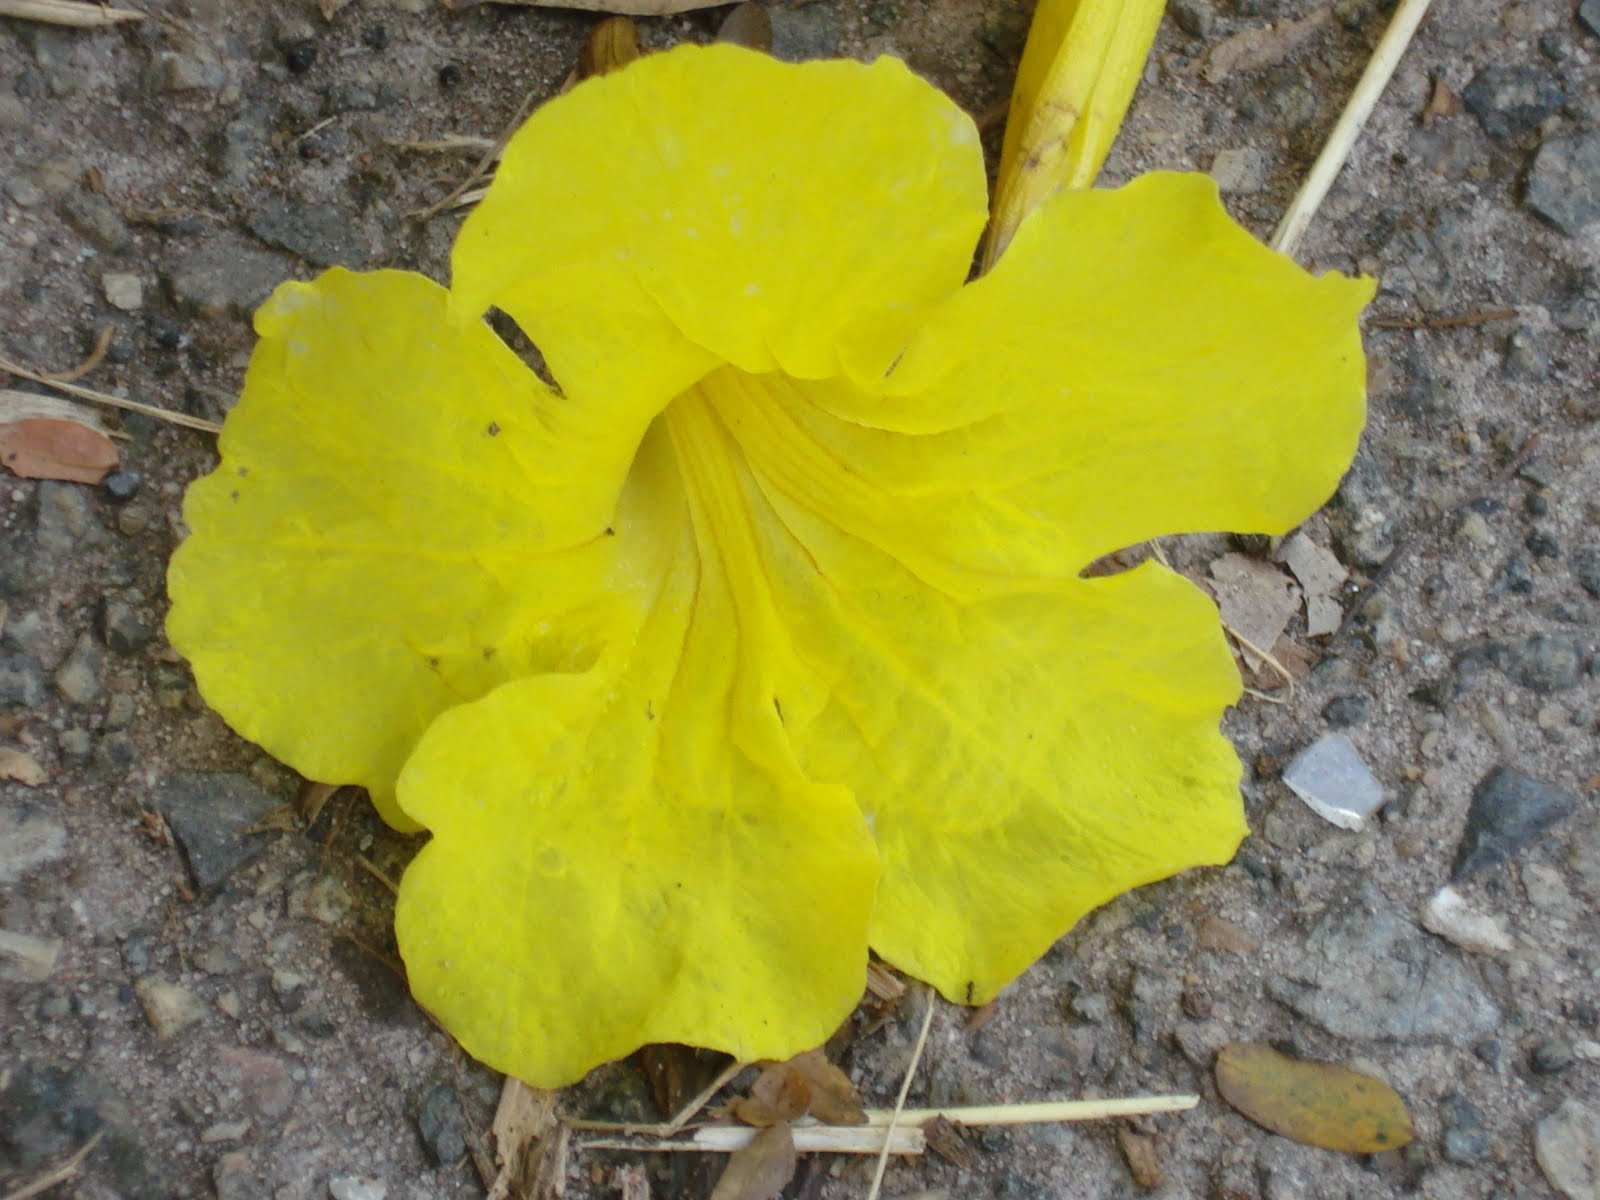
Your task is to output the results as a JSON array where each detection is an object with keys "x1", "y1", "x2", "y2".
[
  {"x1": 716, "y1": 2, "x2": 772, "y2": 50},
  {"x1": 1215, "y1": 1042, "x2": 1415, "y2": 1154},
  {"x1": 579, "y1": 16, "x2": 640, "y2": 79},
  {"x1": 785, "y1": 1050, "x2": 865, "y2": 1125},
  {"x1": 1276, "y1": 531, "x2": 1348, "y2": 639},
  {"x1": 708, "y1": 1121, "x2": 797, "y2": 1200},
  {"x1": 923, "y1": 1114, "x2": 975, "y2": 1168},
  {"x1": 733, "y1": 1063, "x2": 811, "y2": 1127},
  {"x1": 0, "y1": 747, "x2": 47, "y2": 787},
  {"x1": 1208, "y1": 553, "x2": 1299, "y2": 669},
  {"x1": 0, "y1": 391, "x2": 118, "y2": 484},
  {"x1": 318, "y1": 0, "x2": 354, "y2": 18},
  {"x1": 1117, "y1": 1127, "x2": 1164, "y2": 1188},
  {"x1": 1422, "y1": 75, "x2": 1457, "y2": 126},
  {"x1": 1203, "y1": 7, "x2": 1331, "y2": 84}
]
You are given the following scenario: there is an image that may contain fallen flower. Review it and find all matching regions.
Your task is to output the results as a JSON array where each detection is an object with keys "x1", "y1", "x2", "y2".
[{"x1": 167, "y1": 44, "x2": 1372, "y2": 1087}]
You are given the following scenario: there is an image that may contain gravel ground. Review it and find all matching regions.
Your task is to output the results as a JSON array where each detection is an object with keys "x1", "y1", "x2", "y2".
[{"x1": 1, "y1": 0, "x2": 1597, "y2": 1197}]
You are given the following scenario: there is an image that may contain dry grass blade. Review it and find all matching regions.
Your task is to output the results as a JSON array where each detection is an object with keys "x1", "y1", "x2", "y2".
[
  {"x1": 0, "y1": 0, "x2": 144, "y2": 26},
  {"x1": 1271, "y1": 0, "x2": 1436, "y2": 257},
  {"x1": 0, "y1": 353, "x2": 220, "y2": 434},
  {"x1": 578, "y1": 1124, "x2": 926, "y2": 1155},
  {"x1": 0, "y1": 1131, "x2": 104, "y2": 1200},
  {"x1": 865, "y1": 989, "x2": 936, "y2": 1200},
  {"x1": 39, "y1": 325, "x2": 113, "y2": 383},
  {"x1": 445, "y1": 0, "x2": 725, "y2": 12}
]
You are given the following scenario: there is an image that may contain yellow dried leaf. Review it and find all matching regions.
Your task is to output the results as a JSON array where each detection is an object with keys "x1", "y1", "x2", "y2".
[{"x1": 1215, "y1": 1042, "x2": 1416, "y2": 1154}]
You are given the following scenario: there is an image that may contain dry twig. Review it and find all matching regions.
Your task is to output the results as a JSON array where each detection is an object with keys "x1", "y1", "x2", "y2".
[
  {"x1": 0, "y1": 352, "x2": 220, "y2": 434},
  {"x1": 0, "y1": 0, "x2": 144, "y2": 27},
  {"x1": 0, "y1": 1131, "x2": 104, "y2": 1200}
]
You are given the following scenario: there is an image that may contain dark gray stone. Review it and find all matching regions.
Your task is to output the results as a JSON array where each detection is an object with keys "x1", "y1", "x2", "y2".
[
  {"x1": 1526, "y1": 132, "x2": 1600, "y2": 236},
  {"x1": 1441, "y1": 1093, "x2": 1490, "y2": 1163},
  {"x1": 1322, "y1": 694, "x2": 1371, "y2": 728},
  {"x1": 246, "y1": 196, "x2": 368, "y2": 269},
  {"x1": 0, "y1": 655, "x2": 44, "y2": 707},
  {"x1": 1452, "y1": 767, "x2": 1577, "y2": 879},
  {"x1": 1503, "y1": 633, "x2": 1584, "y2": 690},
  {"x1": 153, "y1": 772, "x2": 279, "y2": 891},
  {"x1": 769, "y1": 5, "x2": 840, "y2": 61},
  {"x1": 1267, "y1": 886, "x2": 1500, "y2": 1043},
  {"x1": 1574, "y1": 547, "x2": 1600, "y2": 597},
  {"x1": 1171, "y1": 0, "x2": 1216, "y2": 37},
  {"x1": 1462, "y1": 66, "x2": 1565, "y2": 141},
  {"x1": 415, "y1": 1084, "x2": 467, "y2": 1167},
  {"x1": 166, "y1": 236, "x2": 287, "y2": 318},
  {"x1": 101, "y1": 600, "x2": 153, "y2": 655},
  {"x1": 1531, "y1": 1036, "x2": 1577, "y2": 1074},
  {"x1": 1581, "y1": 0, "x2": 1600, "y2": 38}
]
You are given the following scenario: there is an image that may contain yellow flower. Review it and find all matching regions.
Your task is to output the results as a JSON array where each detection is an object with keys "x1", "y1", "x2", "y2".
[{"x1": 168, "y1": 44, "x2": 1372, "y2": 1087}]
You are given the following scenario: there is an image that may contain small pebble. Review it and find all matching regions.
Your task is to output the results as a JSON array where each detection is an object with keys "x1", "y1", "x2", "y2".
[
  {"x1": 1531, "y1": 1037, "x2": 1577, "y2": 1075},
  {"x1": 101, "y1": 470, "x2": 141, "y2": 503},
  {"x1": 134, "y1": 978, "x2": 206, "y2": 1038},
  {"x1": 1421, "y1": 886, "x2": 1512, "y2": 954},
  {"x1": 102, "y1": 272, "x2": 144, "y2": 312}
]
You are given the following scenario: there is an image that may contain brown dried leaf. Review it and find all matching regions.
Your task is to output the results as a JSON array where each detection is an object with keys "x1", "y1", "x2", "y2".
[
  {"x1": 785, "y1": 1050, "x2": 865, "y2": 1126},
  {"x1": 0, "y1": 396, "x2": 117, "y2": 484},
  {"x1": 318, "y1": 0, "x2": 354, "y2": 18},
  {"x1": 0, "y1": 747, "x2": 47, "y2": 787},
  {"x1": 1215, "y1": 1042, "x2": 1415, "y2": 1154},
  {"x1": 708, "y1": 1121, "x2": 797, "y2": 1200},
  {"x1": 1117, "y1": 1128, "x2": 1165, "y2": 1188},
  {"x1": 733, "y1": 1064, "x2": 811, "y2": 1127},
  {"x1": 924, "y1": 1115, "x2": 975, "y2": 1168},
  {"x1": 716, "y1": 1, "x2": 772, "y2": 50},
  {"x1": 1422, "y1": 75, "x2": 1458, "y2": 126}
]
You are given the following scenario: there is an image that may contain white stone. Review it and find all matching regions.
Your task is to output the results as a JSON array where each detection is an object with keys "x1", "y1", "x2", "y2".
[
  {"x1": 1282, "y1": 732, "x2": 1384, "y2": 830},
  {"x1": 103, "y1": 271, "x2": 143, "y2": 311},
  {"x1": 1421, "y1": 886, "x2": 1513, "y2": 955},
  {"x1": 329, "y1": 1177, "x2": 389, "y2": 1200},
  {"x1": 1536, "y1": 1099, "x2": 1600, "y2": 1200}
]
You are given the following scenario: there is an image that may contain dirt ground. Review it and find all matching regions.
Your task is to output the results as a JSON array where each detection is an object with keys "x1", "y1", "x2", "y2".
[{"x1": 2, "y1": 0, "x2": 1597, "y2": 1197}]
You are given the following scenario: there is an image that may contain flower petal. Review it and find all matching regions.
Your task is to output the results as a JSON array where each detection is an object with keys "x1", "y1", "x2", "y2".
[
  {"x1": 394, "y1": 427, "x2": 878, "y2": 1087},
  {"x1": 689, "y1": 368, "x2": 1245, "y2": 1003},
  {"x1": 985, "y1": 0, "x2": 1165, "y2": 265},
  {"x1": 451, "y1": 44, "x2": 988, "y2": 404},
  {"x1": 812, "y1": 171, "x2": 1375, "y2": 573},
  {"x1": 167, "y1": 269, "x2": 661, "y2": 829}
]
